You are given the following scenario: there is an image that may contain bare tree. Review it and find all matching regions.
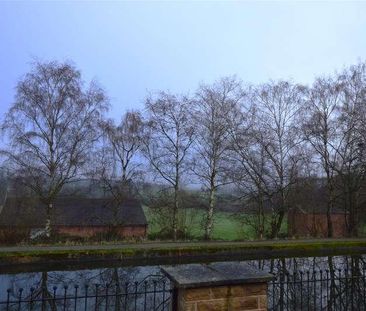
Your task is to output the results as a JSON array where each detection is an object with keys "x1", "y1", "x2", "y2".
[
  {"x1": 228, "y1": 97, "x2": 269, "y2": 239},
  {"x1": 232, "y1": 81, "x2": 305, "y2": 238},
  {"x1": 193, "y1": 76, "x2": 244, "y2": 240},
  {"x1": 100, "y1": 111, "x2": 143, "y2": 183},
  {"x1": 303, "y1": 76, "x2": 343, "y2": 237},
  {"x1": 142, "y1": 92, "x2": 195, "y2": 241},
  {"x1": 91, "y1": 111, "x2": 143, "y2": 201},
  {"x1": 333, "y1": 62, "x2": 366, "y2": 236},
  {"x1": 250, "y1": 82, "x2": 305, "y2": 238},
  {"x1": 1, "y1": 60, "x2": 108, "y2": 237},
  {"x1": 86, "y1": 111, "x2": 143, "y2": 234}
]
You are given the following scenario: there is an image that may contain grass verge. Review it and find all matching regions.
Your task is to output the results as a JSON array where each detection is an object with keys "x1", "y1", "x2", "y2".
[{"x1": 1, "y1": 239, "x2": 366, "y2": 263}]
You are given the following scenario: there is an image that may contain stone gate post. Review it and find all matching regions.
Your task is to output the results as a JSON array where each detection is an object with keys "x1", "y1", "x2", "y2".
[{"x1": 162, "y1": 262, "x2": 273, "y2": 311}]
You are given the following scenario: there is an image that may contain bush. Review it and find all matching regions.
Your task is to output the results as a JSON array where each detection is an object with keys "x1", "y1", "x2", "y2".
[
  {"x1": 0, "y1": 228, "x2": 30, "y2": 245},
  {"x1": 148, "y1": 227, "x2": 196, "y2": 241}
]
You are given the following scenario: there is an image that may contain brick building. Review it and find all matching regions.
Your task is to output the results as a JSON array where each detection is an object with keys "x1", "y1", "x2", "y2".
[
  {"x1": 0, "y1": 197, "x2": 147, "y2": 239},
  {"x1": 288, "y1": 206, "x2": 348, "y2": 238}
]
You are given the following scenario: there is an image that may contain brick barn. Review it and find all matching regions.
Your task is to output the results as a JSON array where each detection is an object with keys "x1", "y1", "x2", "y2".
[
  {"x1": 288, "y1": 206, "x2": 348, "y2": 238},
  {"x1": 0, "y1": 197, "x2": 148, "y2": 239}
]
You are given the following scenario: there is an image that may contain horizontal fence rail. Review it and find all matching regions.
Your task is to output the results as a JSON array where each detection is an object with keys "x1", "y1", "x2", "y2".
[
  {"x1": 269, "y1": 268, "x2": 366, "y2": 311},
  {"x1": 1, "y1": 275, "x2": 173, "y2": 311}
]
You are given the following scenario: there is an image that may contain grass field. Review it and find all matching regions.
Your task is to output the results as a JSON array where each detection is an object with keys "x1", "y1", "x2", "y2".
[{"x1": 143, "y1": 206, "x2": 287, "y2": 241}]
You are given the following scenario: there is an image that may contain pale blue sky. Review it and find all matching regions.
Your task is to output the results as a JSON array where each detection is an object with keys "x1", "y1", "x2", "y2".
[{"x1": 1, "y1": 1, "x2": 366, "y2": 120}]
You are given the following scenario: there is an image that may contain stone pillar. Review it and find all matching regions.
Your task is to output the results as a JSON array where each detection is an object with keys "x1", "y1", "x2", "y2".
[{"x1": 162, "y1": 262, "x2": 273, "y2": 311}]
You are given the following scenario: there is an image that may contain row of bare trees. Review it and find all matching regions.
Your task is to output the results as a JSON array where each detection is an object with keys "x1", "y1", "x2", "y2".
[{"x1": 1, "y1": 60, "x2": 366, "y2": 240}]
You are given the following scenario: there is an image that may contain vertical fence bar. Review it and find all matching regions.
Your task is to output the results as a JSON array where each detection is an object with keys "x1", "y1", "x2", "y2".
[
  {"x1": 320, "y1": 270, "x2": 323, "y2": 311},
  {"x1": 18, "y1": 288, "x2": 23, "y2": 311},
  {"x1": 307, "y1": 271, "x2": 310, "y2": 311},
  {"x1": 95, "y1": 284, "x2": 99, "y2": 311},
  {"x1": 362, "y1": 266, "x2": 366, "y2": 309},
  {"x1": 300, "y1": 271, "x2": 303, "y2": 311},
  {"x1": 162, "y1": 280, "x2": 166, "y2": 311},
  {"x1": 338, "y1": 269, "x2": 342, "y2": 311},
  {"x1": 84, "y1": 284, "x2": 89, "y2": 311},
  {"x1": 351, "y1": 268, "x2": 354, "y2": 311},
  {"x1": 114, "y1": 283, "x2": 120, "y2": 311},
  {"x1": 285, "y1": 272, "x2": 289, "y2": 310},
  {"x1": 143, "y1": 281, "x2": 147, "y2": 311},
  {"x1": 74, "y1": 285, "x2": 79, "y2": 311},
  {"x1": 313, "y1": 270, "x2": 316, "y2": 311},
  {"x1": 105, "y1": 284, "x2": 109, "y2": 311},
  {"x1": 345, "y1": 269, "x2": 348, "y2": 311},
  {"x1": 153, "y1": 280, "x2": 157, "y2": 310},
  {"x1": 6, "y1": 288, "x2": 10, "y2": 311},
  {"x1": 134, "y1": 282, "x2": 138, "y2": 311},
  {"x1": 41, "y1": 286, "x2": 45, "y2": 311},
  {"x1": 124, "y1": 282, "x2": 128, "y2": 310},
  {"x1": 63, "y1": 285, "x2": 68, "y2": 311},
  {"x1": 272, "y1": 276, "x2": 276, "y2": 310},
  {"x1": 52, "y1": 286, "x2": 57, "y2": 311},
  {"x1": 326, "y1": 270, "x2": 329, "y2": 311},
  {"x1": 293, "y1": 272, "x2": 297, "y2": 311},
  {"x1": 29, "y1": 287, "x2": 34, "y2": 311}
]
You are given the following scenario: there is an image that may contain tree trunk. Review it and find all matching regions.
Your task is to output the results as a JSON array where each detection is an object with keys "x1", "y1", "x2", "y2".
[
  {"x1": 270, "y1": 210, "x2": 285, "y2": 239},
  {"x1": 326, "y1": 209, "x2": 333, "y2": 238},
  {"x1": 326, "y1": 200, "x2": 333, "y2": 238},
  {"x1": 172, "y1": 186, "x2": 179, "y2": 241},
  {"x1": 326, "y1": 174, "x2": 334, "y2": 238},
  {"x1": 122, "y1": 165, "x2": 127, "y2": 183},
  {"x1": 348, "y1": 190, "x2": 358, "y2": 237},
  {"x1": 258, "y1": 199, "x2": 265, "y2": 240},
  {"x1": 205, "y1": 186, "x2": 215, "y2": 240},
  {"x1": 256, "y1": 187, "x2": 265, "y2": 239},
  {"x1": 45, "y1": 203, "x2": 52, "y2": 238}
]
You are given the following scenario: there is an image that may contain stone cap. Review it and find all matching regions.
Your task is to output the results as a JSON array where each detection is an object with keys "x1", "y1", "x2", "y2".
[{"x1": 161, "y1": 262, "x2": 274, "y2": 289}]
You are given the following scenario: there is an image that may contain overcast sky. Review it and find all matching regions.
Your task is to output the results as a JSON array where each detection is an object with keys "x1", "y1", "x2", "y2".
[{"x1": 1, "y1": 1, "x2": 366, "y2": 121}]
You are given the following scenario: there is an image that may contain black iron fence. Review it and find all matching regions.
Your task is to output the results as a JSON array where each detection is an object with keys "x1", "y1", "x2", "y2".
[
  {"x1": 0, "y1": 275, "x2": 173, "y2": 311},
  {"x1": 269, "y1": 268, "x2": 366, "y2": 311},
  {"x1": 3, "y1": 268, "x2": 366, "y2": 311}
]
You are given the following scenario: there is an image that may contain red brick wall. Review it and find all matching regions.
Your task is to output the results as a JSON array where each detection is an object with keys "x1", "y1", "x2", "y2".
[
  {"x1": 288, "y1": 211, "x2": 348, "y2": 238},
  {"x1": 56, "y1": 225, "x2": 147, "y2": 238},
  {"x1": 115, "y1": 226, "x2": 147, "y2": 237}
]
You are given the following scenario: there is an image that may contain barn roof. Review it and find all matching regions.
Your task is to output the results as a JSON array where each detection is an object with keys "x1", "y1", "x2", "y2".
[{"x1": 0, "y1": 197, "x2": 147, "y2": 227}]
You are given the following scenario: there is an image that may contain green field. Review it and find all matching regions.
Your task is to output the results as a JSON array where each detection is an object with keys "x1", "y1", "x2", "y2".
[{"x1": 143, "y1": 207, "x2": 287, "y2": 241}]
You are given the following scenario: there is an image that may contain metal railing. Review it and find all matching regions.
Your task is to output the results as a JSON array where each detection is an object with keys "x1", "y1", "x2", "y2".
[
  {"x1": 3, "y1": 268, "x2": 366, "y2": 311},
  {"x1": 0, "y1": 275, "x2": 173, "y2": 311},
  {"x1": 269, "y1": 268, "x2": 366, "y2": 311}
]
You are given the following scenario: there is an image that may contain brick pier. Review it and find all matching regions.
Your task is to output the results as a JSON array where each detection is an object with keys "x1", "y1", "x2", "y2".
[{"x1": 162, "y1": 262, "x2": 273, "y2": 311}]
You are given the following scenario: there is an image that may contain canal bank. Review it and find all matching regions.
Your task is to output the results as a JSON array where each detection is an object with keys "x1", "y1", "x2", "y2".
[{"x1": 1, "y1": 238, "x2": 366, "y2": 273}]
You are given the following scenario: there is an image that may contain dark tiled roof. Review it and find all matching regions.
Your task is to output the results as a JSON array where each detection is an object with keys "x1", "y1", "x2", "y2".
[{"x1": 0, "y1": 197, "x2": 147, "y2": 227}]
